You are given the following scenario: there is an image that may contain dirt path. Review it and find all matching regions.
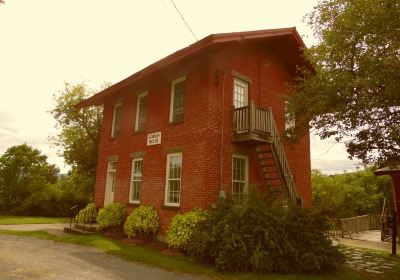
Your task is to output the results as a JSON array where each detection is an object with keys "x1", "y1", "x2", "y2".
[{"x1": 0, "y1": 234, "x2": 206, "y2": 280}]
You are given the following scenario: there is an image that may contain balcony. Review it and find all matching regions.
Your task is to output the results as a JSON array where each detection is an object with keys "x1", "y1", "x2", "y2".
[{"x1": 232, "y1": 102, "x2": 274, "y2": 143}]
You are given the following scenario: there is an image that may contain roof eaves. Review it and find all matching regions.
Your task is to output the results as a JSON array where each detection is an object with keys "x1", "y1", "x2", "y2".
[{"x1": 76, "y1": 27, "x2": 306, "y2": 109}]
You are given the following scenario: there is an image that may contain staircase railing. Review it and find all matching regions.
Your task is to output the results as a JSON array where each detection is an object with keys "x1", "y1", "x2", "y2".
[{"x1": 263, "y1": 106, "x2": 301, "y2": 206}]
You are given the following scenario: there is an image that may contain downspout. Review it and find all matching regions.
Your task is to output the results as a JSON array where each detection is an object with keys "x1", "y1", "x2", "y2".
[{"x1": 219, "y1": 70, "x2": 227, "y2": 198}]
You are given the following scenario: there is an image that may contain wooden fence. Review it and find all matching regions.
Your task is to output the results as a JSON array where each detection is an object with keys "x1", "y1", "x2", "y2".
[{"x1": 326, "y1": 214, "x2": 381, "y2": 238}]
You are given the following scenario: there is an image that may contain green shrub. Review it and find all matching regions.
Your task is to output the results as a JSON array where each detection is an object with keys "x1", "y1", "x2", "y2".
[
  {"x1": 96, "y1": 203, "x2": 126, "y2": 231},
  {"x1": 75, "y1": 203, "x2": 97, "y2": 224},
  {"x1": 187, "y1": 198, "x2": 344, "y2": 273},
  {"x1": 167, "y1": 209, "x2": 206, "y2": 251},
  {"x1": 124, "y1": 206, "x2": 160, "y2": 238}
]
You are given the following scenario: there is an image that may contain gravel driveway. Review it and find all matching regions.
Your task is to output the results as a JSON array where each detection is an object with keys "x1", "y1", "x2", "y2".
[{"x1": 0, "y1": 234, "x2": 206, "y2": 280}]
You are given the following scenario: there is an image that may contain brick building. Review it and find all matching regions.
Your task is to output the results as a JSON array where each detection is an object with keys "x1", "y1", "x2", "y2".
[{"x1": 77, "y1": 28, "x2": 312, "y2": 234}]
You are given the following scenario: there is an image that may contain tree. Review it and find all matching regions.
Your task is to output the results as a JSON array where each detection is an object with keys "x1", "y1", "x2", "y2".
[
  {"x1": 289, "y1": 0, "x2": 400, "y2": 166},
  {"x1": 0, "y1": 144, "x2": 59, "y2": 214},
  {"x1": 50, "y1": 82, "x2": 108, "y2": 202},
  {"x1": 50, "y1": 82, "x2": 104, "y2": 177},
  {"x1": 312, "y1": 169, "x2": 392, "y2": 218}
]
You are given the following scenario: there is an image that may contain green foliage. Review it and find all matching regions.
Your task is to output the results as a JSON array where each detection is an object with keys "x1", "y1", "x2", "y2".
[
  {"x1": 49, "y1": 82, "x2": 108, "y2": 204},
  {"x1": 75, "y1": 203, "x2": 97, "y2": 224},
  {"x1": 312, "y1": 168, "x2": 393, "y2": 218},
  {"x1": 123, "y1": 206, "x2": 160, "y2": 238},
  {"x1": 50, "y1": 82, "x2": 105, "y2": 177},
  {"x1": 289, "y1": 0, "x2": 400, "y2": 165},
  {"x1": 96, "y1": 203, "x2": 126, "y2": 231},
  {"x1": 167, "y1": 209, "x2": 206, "y2": 251},
  {"x1": 187, "y1": 198, "x2": 344, "y2": 273},
  {"x1": 0, "y1": 144, "x2": 59, "y2": 215}
]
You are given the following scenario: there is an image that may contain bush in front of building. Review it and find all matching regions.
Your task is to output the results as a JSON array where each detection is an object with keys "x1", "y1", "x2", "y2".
[
  {"x1": 75, "y1": 203, "x2": 97, "y2": 224},
  {"x1": 186, "y1": 197, "x2": 344, "y2": 273},
  {"x1": 167, "y1": 209, "x2": 206, "y2": 251},
  {"x1": 123, "y1": 206, "x2": 160, "y2": 238},
  {"x1": 96, "y1": 203, "x2": 126, "y2": 231}
]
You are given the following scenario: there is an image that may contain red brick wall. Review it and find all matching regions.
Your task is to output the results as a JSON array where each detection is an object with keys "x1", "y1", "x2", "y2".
[
  {"x1": 207, "y1": 42, "x2": 311, "y2": 207},
  {"x1": 94, "y1": 41, "x2": 312, "y2": 234}
]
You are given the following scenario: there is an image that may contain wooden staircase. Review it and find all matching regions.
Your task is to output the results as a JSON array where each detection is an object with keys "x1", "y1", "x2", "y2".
[
  {"x1": 233, "y1": 102, "x2": 302, "y2": 206},
  {"x1": 256, "y1": 143, "x2": 301, "y2": 206}
]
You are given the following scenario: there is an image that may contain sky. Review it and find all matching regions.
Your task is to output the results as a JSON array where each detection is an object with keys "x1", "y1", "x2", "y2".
[{"x1": 0, "y1": 0, "x2": 363, "y2": 174}]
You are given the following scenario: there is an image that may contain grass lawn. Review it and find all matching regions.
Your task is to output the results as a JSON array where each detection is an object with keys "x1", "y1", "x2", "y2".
[
  {"x1": 0, "y1": 215, "x2": 69, "y2": 224},
  {"x1": 1, "y1": 229, "x2": 399, "y2": 279}
]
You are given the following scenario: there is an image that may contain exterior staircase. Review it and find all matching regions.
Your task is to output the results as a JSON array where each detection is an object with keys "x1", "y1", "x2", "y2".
[{"x1": 233, "y1": 102, "x2": 302, "y2": 206}]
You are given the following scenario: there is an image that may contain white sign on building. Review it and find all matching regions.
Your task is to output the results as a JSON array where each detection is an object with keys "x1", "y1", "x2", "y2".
[{"x1": 147, "y1": 132, "x2": 161, "y2": 146}]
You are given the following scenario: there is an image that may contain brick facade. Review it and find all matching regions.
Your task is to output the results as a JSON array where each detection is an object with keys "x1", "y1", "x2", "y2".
[{"x1": 79, "y1": 29, "x2": 312, "y2": 234}]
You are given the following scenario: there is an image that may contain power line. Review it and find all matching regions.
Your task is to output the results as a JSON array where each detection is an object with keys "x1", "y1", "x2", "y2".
[{"x1": 169, "y1": 0, "x2": 198, "y2": 42}]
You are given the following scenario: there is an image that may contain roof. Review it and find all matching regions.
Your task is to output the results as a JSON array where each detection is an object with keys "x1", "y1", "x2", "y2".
[
  {"x1": 374, "y1": 166, "x2": 400, "y2": 176},
  {"x1": 76, "y1": 27, "x2": 307, "y2": 109}
]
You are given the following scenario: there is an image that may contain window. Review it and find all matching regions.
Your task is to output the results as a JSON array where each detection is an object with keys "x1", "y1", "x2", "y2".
[
  {"x1": 285, "y1": 100, "x2": 295, "y2": 131},
  {"x1": 129, "y1": 158, "x2": 143, "y2": 203},
  {"x1": 135, "y1": 92, "x2": 147, "y2": 132},
  {"x1": 165, "y1": 153, "x2": 182, "y2": 206},
  {"x1": 111, "y1": 102, "x2": 122, "y2": 137},
  {"x1": 233, "y1": 78, "x2": 248, "y2": 108},
  {"x1": 232, "y1": 155, "x2": 248, "y2": 203},
  {"x1": 169, "y1": 77, "x2": 186, "y2": 122}
]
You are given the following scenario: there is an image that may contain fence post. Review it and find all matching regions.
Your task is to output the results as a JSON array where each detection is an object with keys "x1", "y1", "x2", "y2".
[
  {"x1": 392, "y1": 211, "x2": 397, "y2": 256},
  {"x1": 341, "y1": 220, "x2": 344, "y2": 238}
]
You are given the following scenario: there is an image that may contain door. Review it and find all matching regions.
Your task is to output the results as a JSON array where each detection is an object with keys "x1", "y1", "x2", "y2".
[{"x1": 104, "y1": 161, "x2": 116, "y2": 206}]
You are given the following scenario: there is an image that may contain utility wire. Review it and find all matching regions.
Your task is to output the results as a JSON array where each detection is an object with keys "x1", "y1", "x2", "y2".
[{"x1": 169, "y1": 0, "x2": 198, "y2": 42}]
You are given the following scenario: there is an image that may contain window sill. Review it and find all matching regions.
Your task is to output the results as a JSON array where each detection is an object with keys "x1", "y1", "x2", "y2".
[
  {"x1": 168, "y1": 120, "x2": 184, "y2": 126},
  {"x1": 162, "y1": 205, "x2": 180, "y2": 210},
  {"x1": 128, "y1": 202, "x2": 141, "y2": 206},
  {"x1": 133, "y1": 129, "x2": 146, "y2": 135}
]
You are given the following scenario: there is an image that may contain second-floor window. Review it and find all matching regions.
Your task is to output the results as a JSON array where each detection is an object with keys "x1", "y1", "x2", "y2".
[
  {"x1": 285, "y1": 100, "x2": 295, "y2": 131},
  {"x1": 233, "y1": 78, "x2": 248, "y2": 108},
  {"x1": 170, "y1": 77, "x2": 186, "y2": 122},
  {"x1": 135, "y1": 92, "x2": 147, "y2": 132},
  {"x1": 111, "y1": 102, "x2": 122, "y2": 138}
]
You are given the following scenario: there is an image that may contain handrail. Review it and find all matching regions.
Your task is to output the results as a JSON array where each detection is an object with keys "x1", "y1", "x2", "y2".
[
  {"x1": 69, "y1": 204, "x2": 79, "y2": 229},
  {"x1": 263, "y1": 106, "x2": 300, "y2": 205}
]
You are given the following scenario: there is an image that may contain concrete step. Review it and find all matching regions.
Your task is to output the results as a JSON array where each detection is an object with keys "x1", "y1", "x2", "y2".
[
  {"x1": 74, "y1": 223, "x2": 98, "y2": 232},
  {"x1": 63, "y1": 223, "x2": 98, "y2": 234}
]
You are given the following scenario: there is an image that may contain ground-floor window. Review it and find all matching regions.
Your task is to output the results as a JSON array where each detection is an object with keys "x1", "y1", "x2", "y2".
[
  {"x1": 165, "y1": 153, "x2": 182, "y2": 206},
  {"x1": 129, "y1": 158, "x2": 143, "y2": 203},
  {"x1": 232, "y1": 155, "x2": 248, "y2": 203}
]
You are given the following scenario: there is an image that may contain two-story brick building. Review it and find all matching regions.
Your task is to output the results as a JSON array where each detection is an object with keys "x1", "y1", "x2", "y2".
[{"x1": 77, "y1": 28, "x2": 312, "y2": 234}]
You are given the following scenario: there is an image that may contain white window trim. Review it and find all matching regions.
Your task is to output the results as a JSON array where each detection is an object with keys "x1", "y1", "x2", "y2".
[
  {"x1": 169, "y1": 76, "x2": 186, "y2": 122},
  {"x1": 105, "y1": 161, "x2": 117, "y2": 205},
  {"x1": 232, "y1": 154, "x2": 249, "y2": 200},
  {"x1": 164, "y1": 152, "x2": 182, "y2": 207},
  {"x1": 285, "y1": 100, "x2": 296, "y2": 131},
  {"x1": 129, "y1": 158, "x2": 143, "y2": 204},
  {"x1": 111, "y1": 102, "x2": 122, "y2": 137},
  {"x1": 233, "y1": 78, "x2": 249, "y2": 108},
  {"x1": 135, "y1": 92, "x2": 148, "y2": 132}
]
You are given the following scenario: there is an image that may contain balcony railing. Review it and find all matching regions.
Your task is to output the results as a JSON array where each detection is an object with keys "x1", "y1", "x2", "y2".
[{"x1": 233, "y1": 102, "x2": 271, "y2": 137}]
